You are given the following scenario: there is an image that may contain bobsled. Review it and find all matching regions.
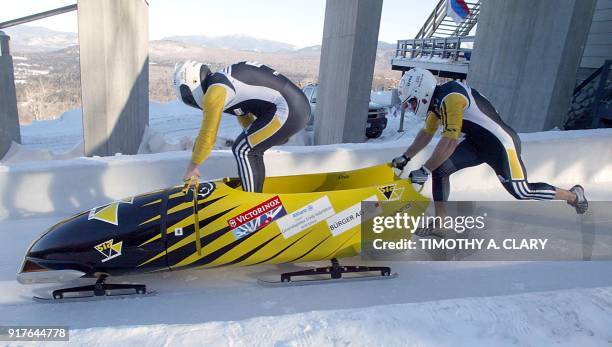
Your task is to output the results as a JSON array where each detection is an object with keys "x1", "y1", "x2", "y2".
[{"x1": 18, "y1": 164, "x2": 428, "y2": 300}]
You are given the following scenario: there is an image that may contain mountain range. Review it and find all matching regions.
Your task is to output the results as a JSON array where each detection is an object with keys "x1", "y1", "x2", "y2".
[
  {"x1": 8, "y1": 26, "x2": 400, "y2": 123},
  {"x1": 3, "y1": 25, "x2": 395, "y2": 54},
  {"x1": 2, "y1": 26, "x2": 78, "y2": 52}
]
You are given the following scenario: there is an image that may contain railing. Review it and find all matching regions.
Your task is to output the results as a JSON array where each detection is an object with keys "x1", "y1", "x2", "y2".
[
  {"x1": 0, "y1": 4, "x2": 77, "y2": 29},
  {"x1": 565, "y1": 60, "x2": 612, "y2": 129},
  {"x1": 395, "y1": 36, "x2": 474, "y2": 63},
  {"x1": 0, "y1": 4, "x2": 79, "y2": 160},
  {"x1": 415, "y1": 0, "x2": 448, "y2": 39},
  {"x1": 452, "y1": 1, "x2": 480, "y2": 36},
  {"x1": 415, "y1": 0, "x2": 481, "y2": 39}
]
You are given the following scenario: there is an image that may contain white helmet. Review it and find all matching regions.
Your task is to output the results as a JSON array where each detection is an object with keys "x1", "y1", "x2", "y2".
[
  {"x1": 173, "y1": 60, "x2": 211, "y2": 109},
  {"x1": 397, "y1": 68, "x2": 437, "y2": 119}
]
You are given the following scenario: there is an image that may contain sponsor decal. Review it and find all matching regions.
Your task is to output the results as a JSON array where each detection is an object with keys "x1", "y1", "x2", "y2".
[
  {"x1": 197, "y1": 182, "x2": 216, "y2": 199},
  {"x1": 228, "y1": 196, "x2": 287, "y2": 239},
  {"x1": 377, "y1": 184, "x2": 404, "y2": 201},
  {"x1": 326, "y1": 195, "x2": 379, "y2": 236},
  {"x1": 94, "y1": 239, "x2": 123, "y2": 262},
  {"x1": 277, "y1": 196, "x2": 335, "y2": 239},
  {"x1": 88, "y1": 197, "x2": 134, "y2": 226}
]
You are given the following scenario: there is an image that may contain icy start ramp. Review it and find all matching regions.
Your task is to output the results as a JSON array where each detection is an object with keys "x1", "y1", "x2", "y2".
[
  {"x1": 1, "y1": 128, "x2": 612, "y2": 220},
  {"x1": 63, "y1": 287, "x2": 612, "y2": 346}
]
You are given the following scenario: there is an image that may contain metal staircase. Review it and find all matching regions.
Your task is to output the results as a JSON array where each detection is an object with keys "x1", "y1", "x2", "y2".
[
  {"x1": 565, "y1": 60, "x2": 612, "y2": 129},
  {"x1": 415, "y1": 0, "x2": 481, "y2": 39}
]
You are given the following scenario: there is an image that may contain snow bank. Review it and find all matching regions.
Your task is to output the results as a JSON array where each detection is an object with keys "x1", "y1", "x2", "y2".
[
  {"x1": 10, "y1": 101, "x2": 308, "y2": 163},
  {"x1": 1, "y1": 128, "x2": 611, "y2": 219},
  {"x1": 66, "y1": 286, "x2": 612, "y2": 347}
]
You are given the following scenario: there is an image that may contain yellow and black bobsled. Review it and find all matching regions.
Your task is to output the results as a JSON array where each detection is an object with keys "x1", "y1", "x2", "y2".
[{"x1": 18, "y1": 164, "x2": 428, "y2": 298}]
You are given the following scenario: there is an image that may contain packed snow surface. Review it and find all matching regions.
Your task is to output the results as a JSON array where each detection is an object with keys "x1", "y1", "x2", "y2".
[
  {"x1": 8, "y1": 101, "x2": 411, "y2": 163},
  {"x1": 2, "y1": 217, "x2": 612, "y2": 347},
  {"x1": 2, "y1": 101, "x2": 612, "y2": 346}
]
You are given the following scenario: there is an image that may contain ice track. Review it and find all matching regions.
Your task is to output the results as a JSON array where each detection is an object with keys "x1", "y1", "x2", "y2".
[{"x1": 2, "y1": 213, "x2": 612, "y2": 346}]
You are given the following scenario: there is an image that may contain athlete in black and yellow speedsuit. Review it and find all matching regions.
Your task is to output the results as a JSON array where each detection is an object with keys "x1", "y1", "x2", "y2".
[
  {"x1": 391, "y1": 68, "x2": 588, "y2": 214},
  {"x1": 174, "y1": 61, "x2": 309, "y2": 192}
]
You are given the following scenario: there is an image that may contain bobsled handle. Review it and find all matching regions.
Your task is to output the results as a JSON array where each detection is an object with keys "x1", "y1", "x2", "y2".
[
  {"x1": 412, "y1": 179, "x2": 425, "y2": 193},
  {"x1": 182, "y1": 177, "x2": 202, "y2": 256},
  {"x1": 182, "y1": 176, "x2": 198, "y2": 193},
  {"x1": 388, "y1": 163, "x2": 425, "y2": 194}
]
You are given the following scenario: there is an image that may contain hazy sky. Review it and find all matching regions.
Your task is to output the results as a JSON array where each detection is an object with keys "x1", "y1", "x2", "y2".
[{"x1": 0, "y1": 0, "x2": 433, "y2": 48}]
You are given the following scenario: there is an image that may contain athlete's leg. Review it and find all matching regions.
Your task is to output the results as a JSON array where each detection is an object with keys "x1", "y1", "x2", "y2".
[
  {"x1": 431, "y1": 140, "x2": 485, "y2": 201},
  {"x1": 481, "y1": 138, "x2": 587, "y2": 212},
  {"x1": 232, "y1": 131, "x2": 257, "y2": 192},
  {"x1": 232, "y1": 112, "x2": 307, "y2": 193},
  {"x1": 232, "y1": 113, "x2": 282, "y2": 193},
  {"x1": 415, "y1": 141, "x2": 485, "y2": 236},
  {"x1": 481, "y1": 144, "x2": 555, "y2": 200},
  {"x1": 487, "y1": 144, "x2": 578, "y2": 201},
  {"x1": 515, "y1": 153, "x2": 587, "y2": 212}
]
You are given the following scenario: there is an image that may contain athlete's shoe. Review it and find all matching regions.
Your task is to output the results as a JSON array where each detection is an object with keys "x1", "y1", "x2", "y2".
[{"x1": 568, "y1": 185, "x2": 588, "y2": 214}]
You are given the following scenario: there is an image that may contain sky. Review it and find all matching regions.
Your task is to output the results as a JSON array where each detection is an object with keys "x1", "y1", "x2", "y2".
[{"x1": 0, "y1": 0, "x2": 433, "y2": 48}]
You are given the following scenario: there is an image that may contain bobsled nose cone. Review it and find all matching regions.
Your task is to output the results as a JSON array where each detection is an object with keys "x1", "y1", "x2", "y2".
[
  {"x1": 17, "y1": 241, "x2": 87, "y2": 284},
  {"x1": 17, "y1": 219, "x2": 93, "y2": 284},
  {"x1": 17, "y1": 264, "x2": 86, "y2": 284}
]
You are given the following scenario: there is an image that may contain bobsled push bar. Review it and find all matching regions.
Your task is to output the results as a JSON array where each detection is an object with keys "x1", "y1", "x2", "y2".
[
  {"x1": 33, "y1": 275, "x2": 156, "y2": 303},
  {"x1": 258, "y1": 258, "x2": 398, "y2": 287},
  {"x1": 183, "y1": 177, "x2": 202, "y2": 255}
]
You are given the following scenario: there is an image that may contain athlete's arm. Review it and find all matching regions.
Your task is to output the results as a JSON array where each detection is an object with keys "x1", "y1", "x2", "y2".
[
  {"x1": 404, "y1": 129, "x2": 434, "y2": 159},
  {"x1": 192, "y1": 85, "x2": 228, "y2": 164},
  {"x1": 402, "y1": 111, "x2": 437, "y2": 158},
  {"x1": 424, "y1": 137, "x2": 459, "y2": 171},
  {"x1": 183, "y1": 85, "x2": 228, "y2": 180},
  {"x1": 423, "y1": 93, "x2": 467, "y2": 171}
]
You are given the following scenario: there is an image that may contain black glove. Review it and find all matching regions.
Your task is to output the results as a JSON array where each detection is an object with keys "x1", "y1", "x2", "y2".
[
  {"x1": 391, "y1": 154, "x2": 411, "y2": 171},
  {"x1": 409, "y1": 166, "x2": 431, "y2": 185}
]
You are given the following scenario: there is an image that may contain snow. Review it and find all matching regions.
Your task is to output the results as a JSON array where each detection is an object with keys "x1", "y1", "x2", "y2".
[
  {"x1": 11, "y1": 101, "x2": 309, "y2": 163},
  {"x1": 2, "y1": 100, "x2": 612, "y2": 346},
  {"x1": 18, "y1": 96, "x2": 578, "y2": 165},
  {"x1": 63, "y1": 287, "x2": 612, "y2": 346},
  {"x1": 11, "y1": 100, "x2": 419, "y2": 163},
  {"x1": 14, "y1": 67, "x2": 50, "y2": 75},
  {"x1": 16, "y1": 101, "x2": 230, "y2": 154},
  {"x1": 1, "y1": 216, "x2": 612, "y2": 346},
  {"x1": 2, "y1": 125, "x2": 612, "y2": 219}
]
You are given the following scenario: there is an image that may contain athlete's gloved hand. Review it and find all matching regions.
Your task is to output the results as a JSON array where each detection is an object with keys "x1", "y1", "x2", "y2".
[
  {"x1": 391, "y1": 154, "x2": 411, "y2": 171},
  {"x1": 409, "y1": 166, "x2": 431, "y2": 185},
  {"x1": 183, "y1": 162, "x2": 202, "y2": 185}
]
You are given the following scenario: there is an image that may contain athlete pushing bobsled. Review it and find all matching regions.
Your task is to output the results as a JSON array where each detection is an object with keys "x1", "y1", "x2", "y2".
[
  {"x1": 173, "y1": 61, "x2": 310, "y2": 192},
  {"x1": 390, "y1": 68, "x2": 588, "y2": 214}
]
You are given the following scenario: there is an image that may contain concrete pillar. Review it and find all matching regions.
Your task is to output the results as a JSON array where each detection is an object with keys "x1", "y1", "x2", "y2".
[
  {"x1": 314, "y1": 0, "x2": 383, "y2": 145},
  {"x1": 77, "y1": 0, "x2": 149, "y2": 156},
  {"x1": 0, "y1": 31, "x2": 21, "y2": 159},
  {"x1": 467, "y1": 0, "x2": 596, "y2": 132}
]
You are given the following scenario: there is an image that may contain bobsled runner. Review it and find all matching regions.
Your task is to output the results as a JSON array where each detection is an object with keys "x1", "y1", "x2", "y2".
[{"x1": 18, "y1": 164, "x2": 428, "y2": 301}]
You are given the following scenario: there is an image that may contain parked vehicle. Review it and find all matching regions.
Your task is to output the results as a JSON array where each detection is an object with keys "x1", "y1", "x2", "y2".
[{"x1": 302, "y1": 84, "x2": 388, "y2": 139}]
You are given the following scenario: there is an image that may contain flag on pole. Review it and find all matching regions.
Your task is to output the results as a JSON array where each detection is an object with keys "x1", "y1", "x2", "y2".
[{"x1": 447, "y1": 0, "x2": 470, "y2": 24}]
